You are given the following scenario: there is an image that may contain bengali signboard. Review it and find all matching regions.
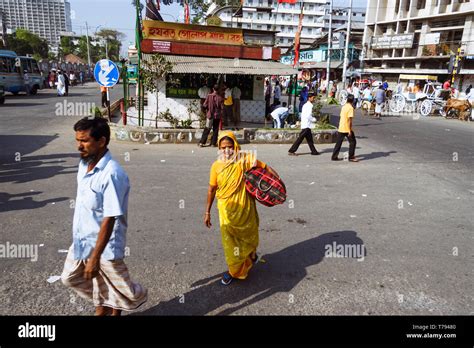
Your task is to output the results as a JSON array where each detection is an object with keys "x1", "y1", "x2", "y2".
[
  {"x1": 143, "y1": 20, "x2": 244, "y2": 46},
  {"x1": 280, "y1": 50, "x2": 324, "y2": 65},
  {"x1": 150, "y1": 40, "x2": 171, "y2": 53},
  {"x1": 371, "y1": 33, "x2": 414, "y2": 49},
  {"x1": 419, "y1": 33, "x2": 440, "y2": 45}
]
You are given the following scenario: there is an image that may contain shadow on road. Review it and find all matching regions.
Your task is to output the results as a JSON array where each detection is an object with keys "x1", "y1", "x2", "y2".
[
  {"x1": 0, "y1": 135, "x2": 78, "y2": 184},
  {"x1": 0, "y1": 191, "x2": 68, "y2": 213},
  {"x1": 135, "y1": 230, "x2": 365, "y2": 316},
  {"x1": 357, "y1": 151, "x2": 397, "y2": 161}
]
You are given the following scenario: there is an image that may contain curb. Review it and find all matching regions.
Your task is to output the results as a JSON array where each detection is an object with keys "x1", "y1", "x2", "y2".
[{"x1": 110, "y1": 124, "x2": 338, "y2": 145}]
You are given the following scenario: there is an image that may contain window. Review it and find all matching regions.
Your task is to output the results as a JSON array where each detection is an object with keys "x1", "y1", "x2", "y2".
[
  {"x1": 257, "y1": 13, "x2": 263, "y2": 19},
  {"x1": 416, "y1": 0, "x2": 426, "y2": 9},
  {"x1": 0, "y1": 57, "x2": 9, "y2": 73}
]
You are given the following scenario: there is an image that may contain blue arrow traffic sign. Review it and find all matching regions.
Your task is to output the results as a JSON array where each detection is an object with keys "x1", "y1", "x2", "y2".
[{"x1": 94, "y1": 59, "x2": 120, "y2": 88}]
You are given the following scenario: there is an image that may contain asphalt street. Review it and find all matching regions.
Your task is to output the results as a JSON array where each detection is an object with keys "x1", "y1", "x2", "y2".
[{"x1": 0, "y1": 86, "x2": 472, "y2": 315}]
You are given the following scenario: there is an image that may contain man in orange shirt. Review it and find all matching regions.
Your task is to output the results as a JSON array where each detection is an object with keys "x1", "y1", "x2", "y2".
[
  {"x1": 101, "y1": 86, "x2": 108, "y2": 108},
  {"x1": 332, "y1": 94, "x2": 359, "y2": 162}
]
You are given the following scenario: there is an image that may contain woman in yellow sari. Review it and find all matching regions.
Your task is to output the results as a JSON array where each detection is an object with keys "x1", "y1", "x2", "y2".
[{"x1": 204, "y1": 131, "x2": 279, "y2": 285}]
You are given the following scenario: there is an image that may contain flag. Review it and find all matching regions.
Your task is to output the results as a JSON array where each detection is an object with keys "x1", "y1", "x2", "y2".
[
  {"x1": 293, "y1": 6, "x2": 303, "y2": 67},
  {"x1": 233, "y1": 0, "x2": 244, "y2": 17},
  {"x1": 184, "y1": 1, "x2": 190, "y2": 24},
  {"x1": 146, "y1": 0, "x2": 163, "y2": 21},
  {"x1": 135, "y1": 2, "x2": 143, "y2": 52},
  {"x1": 278, "y1": 0, "x2": 297, "y2": 4}
]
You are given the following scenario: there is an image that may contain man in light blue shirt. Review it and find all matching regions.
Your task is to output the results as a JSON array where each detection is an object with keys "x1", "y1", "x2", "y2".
[{"x1": 61, "y1": 117, "x2": 147, "y2": 316}]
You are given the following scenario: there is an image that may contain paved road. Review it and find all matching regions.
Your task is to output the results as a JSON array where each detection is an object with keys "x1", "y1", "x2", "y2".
[{"x1": 0, "y1": 87, "x2": 472, "y2": 315}]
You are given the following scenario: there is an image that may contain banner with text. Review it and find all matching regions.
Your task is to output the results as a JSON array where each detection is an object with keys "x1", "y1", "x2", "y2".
[{"x1": 143, "y1": 20, "x2": 244, "y2": 46}]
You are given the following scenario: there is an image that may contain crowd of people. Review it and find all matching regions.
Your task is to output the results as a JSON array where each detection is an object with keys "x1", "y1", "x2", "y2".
[{"x1": 44, "y1": 69, "x2": 86, "y2": 96}]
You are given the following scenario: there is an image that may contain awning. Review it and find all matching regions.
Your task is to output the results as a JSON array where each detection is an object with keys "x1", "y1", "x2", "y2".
[
  {"x1": 142, "y1": 54, "x2": 298, "y2": 75},
  {"x1": 299, "y1": 61, "x2": 343, "y2": 69}
]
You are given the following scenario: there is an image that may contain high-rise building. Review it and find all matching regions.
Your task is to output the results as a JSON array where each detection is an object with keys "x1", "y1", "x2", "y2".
[
  {"x1": 207, "y1": 0, "x2": 366, "y2": 52},
  {"x1": 0, "y1": 10, "x2": 6, "y2": 46},
  {"x1": 0, "y1": 0, "x2": 72, "y2": 48},
  {"x1": 362, "y1": 0, "x2": 474, "y2": 86}
]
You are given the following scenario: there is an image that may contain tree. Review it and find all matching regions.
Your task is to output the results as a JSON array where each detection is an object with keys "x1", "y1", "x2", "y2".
[
  {"x1": 131, "y1": 0, "x2": 232, "y2": 26},
  {"x1": 4, "y1": 29, "x2": 49, "y2": 58},
  {"x1": 95, "y1": 28, "x2": 125, "y2": 62},
  {"x1": 60, "y1": 36, "x2": 76, "y2": 57}
]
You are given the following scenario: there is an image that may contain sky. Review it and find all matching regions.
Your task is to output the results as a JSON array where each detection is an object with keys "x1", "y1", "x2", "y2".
[
  {"x1": 70, "y1": 0, "x2": 183, "y2": 57},
  {"x1": 70, "y1": 0, "x2": 367, "y2": 58}
]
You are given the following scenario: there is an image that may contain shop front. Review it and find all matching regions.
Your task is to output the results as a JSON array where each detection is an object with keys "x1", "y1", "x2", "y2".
[
  {"x1": 139, "y1": 54, "x2": 297, "y2": 127},
  {"x1": 128, "y1": 20, "x2": 297, "y2": 127}
]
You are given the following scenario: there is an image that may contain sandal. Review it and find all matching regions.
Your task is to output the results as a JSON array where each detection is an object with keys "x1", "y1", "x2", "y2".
[
  {"x1": 252, "y1": 253, "x2": 260, "y2": 265},
  {"x1": 221, "y1": 272, "x2": 233, "y2": 286}
]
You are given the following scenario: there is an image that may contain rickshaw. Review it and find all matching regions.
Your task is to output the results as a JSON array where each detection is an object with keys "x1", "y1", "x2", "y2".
[{"x1": 389, "y1": 74, "x2": 438, "y2": 113}]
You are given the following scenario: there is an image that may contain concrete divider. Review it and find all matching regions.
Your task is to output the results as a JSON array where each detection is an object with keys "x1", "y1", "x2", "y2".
[{"x1": 110, "y1": 124, "x2": 337, "y2": 144}]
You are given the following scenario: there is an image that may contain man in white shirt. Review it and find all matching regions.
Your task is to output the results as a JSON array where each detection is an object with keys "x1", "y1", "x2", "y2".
[
  {"x1": 198, "y1": 84, "x2": 211, "y2": 114},
  {"x1": 352, "y1": 84, "x2": 360, "y2": 108},
  {"x1": 288, "y1": 93, "x2": 319, "y2": 156},
  {"x1": 270, "y1": 102, "x2": 289, "y2": 128},
  {"x1": 362, "y1": 86, "x2": 372, "y2": 101}
]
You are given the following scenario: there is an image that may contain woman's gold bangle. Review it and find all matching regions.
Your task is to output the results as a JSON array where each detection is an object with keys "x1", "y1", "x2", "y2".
[{"x1": 205, "y1": 212, "x2": 210, "y2": 215}]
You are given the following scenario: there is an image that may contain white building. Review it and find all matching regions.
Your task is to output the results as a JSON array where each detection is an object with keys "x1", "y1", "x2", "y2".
[
  {"x1": 0, "y1": 9, "x2": 6, "y2": 46},
  {"x1": 207, "y1": 1, "x2": 366, "y2": 52},
  {"x1": 0, "y1": 0, "x2": 72, "y2": 48},
  {"x1": 362, "y1": 0, "x2": 474, "y2": 88}
]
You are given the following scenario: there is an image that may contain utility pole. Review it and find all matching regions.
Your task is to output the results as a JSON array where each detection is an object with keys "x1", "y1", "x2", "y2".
[
  {"x1": 342, "y1": 0, "x2": 352, "y2": 90},
  {"x1": 85, "y1": 22, "x2": 91, "y2": 66},
  {"x1": 325, "y1": 0, "x2": 333, "y2": 97}
]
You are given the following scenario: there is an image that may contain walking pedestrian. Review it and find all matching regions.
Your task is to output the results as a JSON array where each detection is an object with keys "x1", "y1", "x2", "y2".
[
  {"x1": 198, "y1": 84, "x2": 224, "y2": 147},
  {"x1": 57, "y1": 70, "x2": 66, "y2": 96},
  {"x1": 374, "y1": 85, "x2": 385, "y2": 118},
  {"x1": 332, "y1": 94, "x2": 358, "y2": 162},
  {"x1": 61, "y1": 117, "x2": 147, "y2": 316},
  {"x1": 64, "y1": 72, "x2": 70, "y2": 96},
  {"x1": 288, "y1": 92, "x2": 320, "y2": 156},
  {"x1": 204, "y1": 130, "x2": 279, "y2": 285}
]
